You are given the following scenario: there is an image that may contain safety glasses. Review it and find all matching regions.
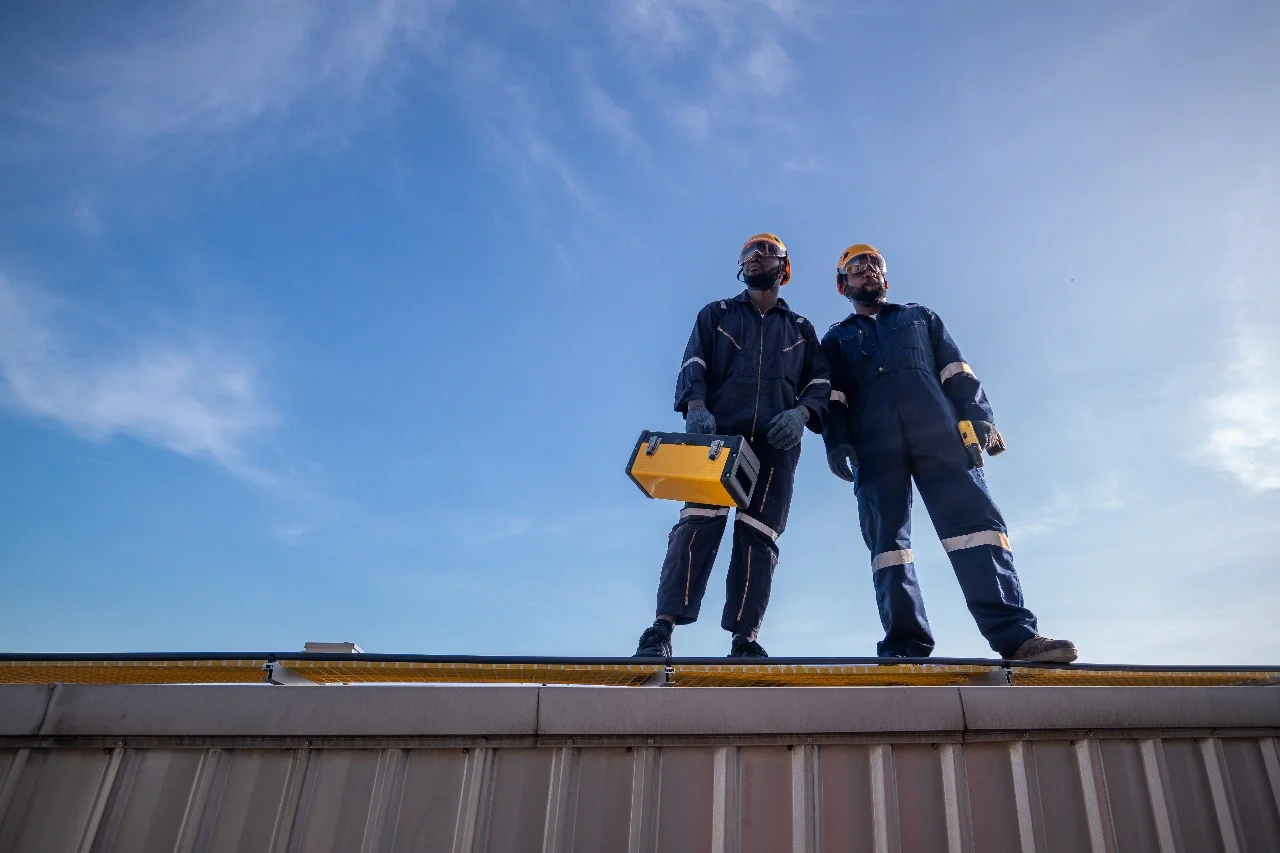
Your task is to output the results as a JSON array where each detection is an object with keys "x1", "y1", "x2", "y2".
[
  {"x1": 739, "y1": 240, "x2": 788, "y2": 264},
  {"x1": 840, "y1": 253, "x2": 886, "y2": 276}
]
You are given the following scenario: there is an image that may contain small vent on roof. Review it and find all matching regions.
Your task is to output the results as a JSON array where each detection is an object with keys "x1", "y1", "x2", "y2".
[{"x1": 303, "y1": 642, "x2": 364, "y2": 654}]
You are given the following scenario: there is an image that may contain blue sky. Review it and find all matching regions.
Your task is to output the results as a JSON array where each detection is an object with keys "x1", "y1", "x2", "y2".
[{"x1": 1, "y1": 0, "x2": 1277, "y2": 664}]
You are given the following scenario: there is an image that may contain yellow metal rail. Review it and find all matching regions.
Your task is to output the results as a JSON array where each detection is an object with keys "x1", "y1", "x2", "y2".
[
  {"x1": 0, "y1": 659, "x2": 268, "y2": 685},
  {"x1": 277, "y1": 659, "x2": 662, "y2": 687},
  {"x1": 668, "y1": 662, "x2": 999, "y2": 687},
  {"x1": 2, "y1": 657, "x2": 1276, "y2": 688}
]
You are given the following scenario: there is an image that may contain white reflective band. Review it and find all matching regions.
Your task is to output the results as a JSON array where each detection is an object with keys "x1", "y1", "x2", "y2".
[
  {"x1": 941, "y1": 531, "x2": 1011, "y2": 553},
  {"x1": 830, "y1": 390, "x2": 848, "y2": 405},
  {"x1": 872, "y1": 549, "x2": 913, "y2": 570},
  {"x1": 801, "y1": 378, "x2": 830, "y2": 394},
  {"x1": 736, "y1": 512, "x2": 779, "y2": 541},
  {"x1": 940, "y1": 362, "x2": 975, "y2": 383},
  {"x1": 680, "y1": 506, "x2": 730, "y2": 519},
  {"x1": 681, "y1": 357, "x2": 707, "y2": 371}
]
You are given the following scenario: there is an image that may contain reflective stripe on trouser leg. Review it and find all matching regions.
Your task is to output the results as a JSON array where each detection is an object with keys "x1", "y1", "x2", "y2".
[
  {"x1": 655, "y1": 504, "x2": 728, "y2": 625},
  {"x1": 872, "y1": 556, "x2": 935, "y2": 657},
  {"x1": 942, "y1": 536, "x2": 1037, "y2": 656},
  {"x1": 721, "y1": 441, "x2": 795, "y2": 639},
  {"x1": 856, "y1": 445, "x2": 936, "y2": 657},
  {"x1": 911, "y1": 457, "x2": 1038, "y2": 656}
]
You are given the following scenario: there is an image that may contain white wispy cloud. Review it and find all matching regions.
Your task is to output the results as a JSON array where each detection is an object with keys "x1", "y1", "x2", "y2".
[
  {"x1": 741, "y1": 40, "x2": 795, "y2": 96},
  {"x1": 3, "y1": 0, "x2": 451, "y2": 162},
  {"x1": 609, "y1": 0, "x2": 808, "y2": 137},
  {"x1": 1204, "y1": 334, "x2": 1280, "y2": 491},
  {"x1": 0, "y1": 275, "x2": 275, "y2": 483},
  {"x1": 1202, "y1": 176, "x2": 1280, "y2": 492},
  {"x1": 1007, "y1": 476, "x2": 1128, "y2": 542},
  {"x1": 71, "y1": 197, "x2": 103, "y2": 239},
  {"x1": 443, "y1": 41, "x2": 601, "y2": 215},
  {"x1": 580, "y1": 80, "x2": 640, "y2": 148}
]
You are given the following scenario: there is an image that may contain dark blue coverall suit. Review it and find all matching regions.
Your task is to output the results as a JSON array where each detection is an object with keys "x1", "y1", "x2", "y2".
[
  {"x1": 821, "y1": 303, "x2": 1038, "y2": 657},
  {"x1": 655, "y1": 291, "x2": 830, "y2": 640}
]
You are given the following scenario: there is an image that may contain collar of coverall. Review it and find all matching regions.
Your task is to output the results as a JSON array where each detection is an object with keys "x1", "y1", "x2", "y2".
[
  {"x1": 839, "y1": 302, "x2": 906, "y2": 324},
  {"x1": 733, "y1": 290, "x2": 793, "y2": 313}
]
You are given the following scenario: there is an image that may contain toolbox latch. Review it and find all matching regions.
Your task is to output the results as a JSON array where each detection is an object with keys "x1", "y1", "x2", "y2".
[
  {"x1": 708, "y1": 439, "x2": 724, "y2": 461},
  {"x1": 645, "y1": 435, "x2": 662, "y2": 456}
]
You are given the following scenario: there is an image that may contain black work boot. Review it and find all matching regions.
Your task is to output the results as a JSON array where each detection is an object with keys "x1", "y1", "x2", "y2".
[
  {"x1": 633, "y1": 620, "x2": 673, "y2": 658},
  {"x1": 729, "y1": 634, "x2": 768, "y2": 658}
]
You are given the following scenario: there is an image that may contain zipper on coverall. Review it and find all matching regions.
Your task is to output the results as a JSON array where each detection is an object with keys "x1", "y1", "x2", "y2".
[{"x1": 749, "y1": 308, "x2": 766, "y2": 442}]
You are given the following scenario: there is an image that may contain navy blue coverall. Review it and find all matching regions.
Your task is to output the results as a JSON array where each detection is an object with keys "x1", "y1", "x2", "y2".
[
  {"x1": 821, "y1": 303, "x2": 1038, "y2": 657},
  {"x1": 654, "y1": 291, "x2": 830, "y2": 639}
]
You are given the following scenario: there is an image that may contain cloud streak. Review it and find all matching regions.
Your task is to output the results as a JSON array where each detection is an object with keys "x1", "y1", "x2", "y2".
[
  {"x1": 1203, "y1": 176, "x2": 1280, "y2": 491},
  {"x1": 0, "y1": 275, "x2": 275, "y2": 483},
  {"x1": 608, "y1": 0, "x2": 808, "y2": 138},
  {"x1": 2, "y1": 0, "x2": 452, "y2": 163}
]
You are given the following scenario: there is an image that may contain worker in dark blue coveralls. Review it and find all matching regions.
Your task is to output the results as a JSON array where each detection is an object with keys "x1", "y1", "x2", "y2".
[
  {"x1": 633, "y1": 233, "x2": 831, "y2": 659},
  {"x1": 821, "y1": 243, "x2": 1077, "y2": 662}
]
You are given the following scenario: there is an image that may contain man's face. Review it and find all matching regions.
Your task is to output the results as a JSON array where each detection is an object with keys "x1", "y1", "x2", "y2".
[
  {"x1": 742, "y1": 251, "x2": 785, "y2": 280},
  {"x1": 842, "y1": 255, "x2": 887, "y2": 302}
]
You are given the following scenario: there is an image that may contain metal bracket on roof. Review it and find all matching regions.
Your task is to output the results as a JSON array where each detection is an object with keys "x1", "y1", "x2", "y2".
[
  {"x1": 958, "y1": 667, "x2": 1012, "y2": 686},
  {"x1": 643, "y1": 666, "x2": 673, "y2": 687},
  {"x1": 264, "y1": 662, "x2": 316, "y2": 686}
]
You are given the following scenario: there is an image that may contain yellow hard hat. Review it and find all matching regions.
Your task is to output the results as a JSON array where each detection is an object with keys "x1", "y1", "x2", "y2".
[
  {"x1": 835, "y1": 243, "x2": 884, "y2": 292},
  {"x1": 740, "y1": 233, "x2": 791, "y2": 286}
]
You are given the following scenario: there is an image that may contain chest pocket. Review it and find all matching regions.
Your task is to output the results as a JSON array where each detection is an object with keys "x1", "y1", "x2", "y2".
[
  {"x1": 838, "y1": 328, "x2": 870, "y2": 368},
  {"x1": 711, "y1": 318, "x2": 749, "y2": 379},
  {"x1": 780, "y1": 335, "x2": 806, "y2": 385},
  {"x1": 886, "y1": 318, "x2": 934, "y2": 371},
  {"x1": 889, "y1": 318, "x2": 928, "y2": 348}
]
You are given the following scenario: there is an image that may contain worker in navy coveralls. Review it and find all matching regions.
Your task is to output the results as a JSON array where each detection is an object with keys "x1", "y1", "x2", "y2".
[
  {"x1": 821, "y1": 243, "x2": 1077, "y2": 662},
  {"x1": 633, "y1": 233, "x2": 830, "y2": 659}
]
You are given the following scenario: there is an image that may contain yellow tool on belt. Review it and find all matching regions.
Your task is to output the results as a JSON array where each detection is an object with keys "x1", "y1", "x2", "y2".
[
  {"x1": 626, "y1": 431, "x2": 760, "y2": 508},
  {"x1": 958, "y1": 420, "x2": 1006, "y2": 468}
]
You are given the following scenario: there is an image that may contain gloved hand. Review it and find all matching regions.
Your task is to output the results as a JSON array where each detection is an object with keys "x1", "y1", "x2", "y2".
[
  {"x1": 826, "y1": 444, "x2": 857, "y2": 482},
  {"x1": 973, "y1": 420, "x2": 1007, "y2": 456},
  {"x1": 766, "y1": 406, "x2": 808, "y2": 450},
  {"x1": 685, "y1": 405, "x2": 717, "y2": 435}
]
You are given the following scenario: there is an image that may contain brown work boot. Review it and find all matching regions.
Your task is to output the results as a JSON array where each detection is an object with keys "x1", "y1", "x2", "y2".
[{"x1": 1010, "y1": 636, "x2": 1077, "y2": 663}]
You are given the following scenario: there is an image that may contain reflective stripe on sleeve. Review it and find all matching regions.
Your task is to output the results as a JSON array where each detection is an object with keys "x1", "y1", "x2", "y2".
[
  {"x1": 681, "y1": 357, "x2": 707, "y2": 371},
  {"x1": 736, "y1": 512, "x2": 779, "y2": 541},
  {"x1": 801, "y1": 378, "x2": 830, "y2": 394},
  {"x1": 680, "y1": 506, "x2": 730, "y2": 520},
  {"x1": 872, "y1": 549, "x2": 913, "y2": 570},
  {"x1": 830, "y1": 390, "x2": 848, "y2": 405},
  {"x1": 940, "y1": 531, "x2": 1011, "y2": 552},
  {"x1": 939, "y1": 361, "x2": 975, "y2": 382}
]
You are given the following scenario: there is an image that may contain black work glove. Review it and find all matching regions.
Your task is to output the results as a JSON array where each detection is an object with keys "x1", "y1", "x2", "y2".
[
  {"x1": 972, "y1": 420, "x2": 1007, "y2": 456},
  {"x1": 685, "y1": 405, "x2": 717, "y2": 435},
  {"x1": 826, "y1": 444, "x2": 857, "y2": 482},
  {"x1": 766, "y1": 406, "x2": 808, "y2": 450}
]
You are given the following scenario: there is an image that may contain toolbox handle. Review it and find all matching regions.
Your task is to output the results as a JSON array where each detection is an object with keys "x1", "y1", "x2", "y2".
[
  {"x1": 645, "y1": 435, "x2": 662, "y2": 456},
  {"x1": 708, "y1": 439, "x2": 724, "y2": 461}
]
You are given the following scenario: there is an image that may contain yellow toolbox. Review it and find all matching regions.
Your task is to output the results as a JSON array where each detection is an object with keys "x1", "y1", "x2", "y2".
[{"x1": 625, "y1": 430, "x2": 760, "y2": 508}]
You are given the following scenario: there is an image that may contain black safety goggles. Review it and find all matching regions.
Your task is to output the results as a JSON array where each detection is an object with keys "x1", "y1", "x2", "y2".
[
  {"x1": 739, "y1": 240, "x2": 788, "y2": 264},
  {"x1": 840, "y1": 253, "x2": 886, "y2": 276}
]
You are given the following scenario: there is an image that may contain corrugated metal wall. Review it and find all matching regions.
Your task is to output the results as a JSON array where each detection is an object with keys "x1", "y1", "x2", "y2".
[{"x1": 2, "y1": 684, "x2": 1278, "y2": 852}]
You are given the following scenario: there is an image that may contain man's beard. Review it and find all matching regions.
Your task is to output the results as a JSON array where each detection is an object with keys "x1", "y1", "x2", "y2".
[
  {"x1": 743, "y1": 269, "x2": 782, "y2": 290},
  {"x1": 850, "y1": 282, "x2": 887, "y2": 305}
]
